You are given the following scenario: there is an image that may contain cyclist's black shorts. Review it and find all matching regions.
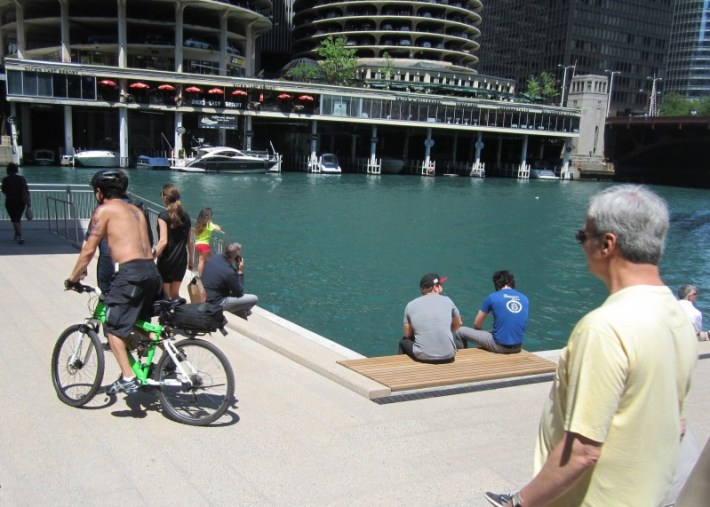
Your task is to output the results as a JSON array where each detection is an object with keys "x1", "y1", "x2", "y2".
[{"x1": 105, "y1": 259, "x2": 162, "y2": 338}]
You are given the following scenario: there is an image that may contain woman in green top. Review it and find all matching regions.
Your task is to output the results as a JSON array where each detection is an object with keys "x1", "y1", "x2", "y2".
[{"x1": 194, "y1": 207, "x2": 223, "y2": 275}]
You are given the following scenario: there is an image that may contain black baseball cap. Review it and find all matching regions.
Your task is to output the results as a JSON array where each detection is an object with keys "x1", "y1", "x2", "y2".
[{"x1": 420, "y1": 273, "x2": 448, "y2": 289}]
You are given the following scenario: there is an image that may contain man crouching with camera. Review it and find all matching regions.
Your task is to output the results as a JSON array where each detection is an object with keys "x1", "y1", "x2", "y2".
[{"x1": 201, "y1": 242, "x2": 258, "y2": 320}]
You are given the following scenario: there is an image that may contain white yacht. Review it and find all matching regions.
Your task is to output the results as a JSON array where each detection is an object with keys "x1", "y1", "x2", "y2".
[
  {"x1": 74, "y1": 150, "x2": 120, "y2": 168},
  {"x1": 170, "y1": 146, "x2": 275, "y2": 173}
]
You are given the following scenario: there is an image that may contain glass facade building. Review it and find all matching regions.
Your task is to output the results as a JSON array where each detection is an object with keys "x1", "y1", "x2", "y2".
[
  {"x1": 477, "y1": 0, "x2": 674, "y2": 115},
  {"x1": 666, "y1": 0, "x2": 710, "y2": 99}
]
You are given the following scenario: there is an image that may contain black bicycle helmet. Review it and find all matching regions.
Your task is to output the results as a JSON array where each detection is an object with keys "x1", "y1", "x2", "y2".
[{"x1": 90, "y1": 169, "x2": 128, "y2": 194}]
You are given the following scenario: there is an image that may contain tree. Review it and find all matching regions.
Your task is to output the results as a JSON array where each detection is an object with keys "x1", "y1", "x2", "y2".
[
  {"x1": 381, "y1": 52, "x2": 394, "y2": 81},
  {"x1": 285, "y1": 63, "x2": 322, "y2": 83},
  {"x1": 315, "y1": 36, "x2": 359, "y2": 86},
  {"x1": 525, "y1": 75, "x2": 543, "y2": 100},
  {"x1": 658, "y1": 93, "x2": 710, "y2": 116},
  {"x1": 539, "y1": 71, "x2": 560, "y2": 101}
]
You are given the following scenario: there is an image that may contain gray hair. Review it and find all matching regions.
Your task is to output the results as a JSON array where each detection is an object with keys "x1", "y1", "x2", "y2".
[
  {"x1": 678, "y1": 284, "x2": 697, "y2": 300},
  {"x1": 586, "y1": 184, "x2": 669, "y2": 265},
  {"x1": 225, "y1": 242, "x2": 242, "y2": 259}
]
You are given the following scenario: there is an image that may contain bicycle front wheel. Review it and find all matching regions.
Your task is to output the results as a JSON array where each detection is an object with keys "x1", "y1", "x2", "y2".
[
  {"x1": 157, "y1": 338, "x2": 235, "y2": 426},
  {"x1": 51, "y1": 324, "x2": 105, "y2": 407}
]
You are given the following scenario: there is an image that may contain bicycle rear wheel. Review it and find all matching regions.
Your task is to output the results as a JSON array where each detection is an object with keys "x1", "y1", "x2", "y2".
[
  {"x1": 156, "y1": 338, "x2": 234, "y2": 426},
  {"x1": 51, "y1": 324, "x2": 105, "y2": 407}
]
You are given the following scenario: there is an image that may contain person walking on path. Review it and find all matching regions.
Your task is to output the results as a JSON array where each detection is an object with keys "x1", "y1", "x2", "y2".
[
  {"x1": 677, "y1": 284, "x2": 708, "y2": 341},
  {"x1": 66, "y1": 169, "x2": 162, "y2": 394},
  {"x1": 201, "y1": 242, "x2": 258, "y2": 320},
  {"x1": 456, "y1": 270, "x2": 528, "y2": 354},
  {"x1": 194, "y1": 207, "x2": 223, "y2": 275},
  {"x1": 485, "y1": 185, "x2": 698, "y2": 507},
  {"x1": 399, "y1": 273, "x2": 463, "y2": 364},
  {"x1": 155, "y1": 184, "x2": 194, "y2": 299},
  {"x1": 1, "y1": 162, "x2": 30, "y2": 244}
]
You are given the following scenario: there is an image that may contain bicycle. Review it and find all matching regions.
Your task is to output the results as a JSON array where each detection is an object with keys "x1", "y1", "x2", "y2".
[{"x1": 51, "y1": 282, "x2": 235, "y2": 426}]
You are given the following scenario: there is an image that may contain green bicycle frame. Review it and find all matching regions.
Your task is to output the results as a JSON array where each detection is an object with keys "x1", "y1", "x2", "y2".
[{"x1": 92, "y1": 298, "x2": 165, "y2": 385}]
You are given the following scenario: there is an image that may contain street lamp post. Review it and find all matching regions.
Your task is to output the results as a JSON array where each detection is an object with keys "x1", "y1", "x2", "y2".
[
  {"x1": 647, "y1": 74, "x2": 662, "y2": 117},
  {"x1": 604, "y1": 69, "x2": 621, "y2": 117},
  {"x1": 558, "y1": 64, "x2": 576, "y2": 107}
]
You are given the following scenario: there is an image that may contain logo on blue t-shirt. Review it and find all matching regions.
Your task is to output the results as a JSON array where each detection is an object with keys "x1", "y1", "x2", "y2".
[{"x1": 506, "y1": 299, "x2": 524, "y2": 314}]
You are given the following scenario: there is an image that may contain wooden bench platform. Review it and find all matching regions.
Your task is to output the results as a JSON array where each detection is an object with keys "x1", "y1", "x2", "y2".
[{"x1": 337, "y1": 348, "x2": 557, "y2": 392}]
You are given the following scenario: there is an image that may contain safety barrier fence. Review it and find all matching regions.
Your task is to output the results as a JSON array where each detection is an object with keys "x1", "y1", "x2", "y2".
[{"x1": 1, "y1": 183, "x2": 224, "y2": 254}]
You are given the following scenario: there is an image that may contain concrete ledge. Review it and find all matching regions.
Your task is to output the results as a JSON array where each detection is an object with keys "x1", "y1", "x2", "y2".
[{"x1": 224, "y1": 306, "x2": 392, "y2": 399}]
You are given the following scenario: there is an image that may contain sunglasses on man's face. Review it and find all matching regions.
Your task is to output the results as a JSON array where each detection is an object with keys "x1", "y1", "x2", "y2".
[{"x1": 575, "y1": 229, "x2": 591, "y2": 244}]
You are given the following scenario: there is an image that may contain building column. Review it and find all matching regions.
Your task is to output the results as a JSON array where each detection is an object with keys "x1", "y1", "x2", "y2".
[
  {"x1": 14, "y1": 0, "x2": 25, "y2": 58},
  {"x1": 310, "y1": 121, "x2": 318, "y2": 157},
  {"x1": 244, "y1": 116, "x2": 253, "y2": 150},
  {"x1": 424, "y1": 127, "x2": 433, "y2": 164},
  {"x1": 520, "y1": 134, "x2": 529, "y2": 164},
  {"x1": 496, "y1": 136, "x2": 503, "y2": 167},
  {"x1": 175, "y1": 3, "x2": 185, "y2": 73},
  {"x1": 245, "y1": 22, "x2": 255, "y2": 76},
  {"x1": 370, "y1": 125, "x2": 377, "y2": 158},
  {"x1": 117, "y1": 0, "x2": 127, "y2": 68},
  {"x1": 59, "y1": 0, "x2": 70, "y2": 62},
  {"x1": 174, "y1": 112, "x2": 184, "y2": 157},
  {"x1": 63, "y1": 105, "x2": 74, "y2": 156},
  {"x1": 474, "y1": 132, "x2": 484, "y2": 163},
  {"x1": 19, "y1": 104, "x2": 31, "y2": 156},
  {"x1": 119, "y1": 108, "x2": 128, "y2": 167},
  {"x1": 219, "y1": 13, "x2": 228, "y2": 75}
]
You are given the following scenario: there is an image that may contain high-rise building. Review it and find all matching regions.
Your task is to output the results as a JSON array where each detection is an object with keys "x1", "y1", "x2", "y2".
[
  {"x1": 665, "y1": 0, "x2": 710, "y2": 99},
  {"x1": 477, "y1": 0, "x2": 674, "y2": 115}
]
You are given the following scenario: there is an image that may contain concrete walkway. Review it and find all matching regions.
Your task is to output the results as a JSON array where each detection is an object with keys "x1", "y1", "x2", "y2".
[{"x1": 1, "y1": 227, "x2": 709, "y2": 506}]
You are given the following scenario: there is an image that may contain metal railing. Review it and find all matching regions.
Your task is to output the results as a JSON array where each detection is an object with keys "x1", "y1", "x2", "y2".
[
  {"x1": 2, "y1": 183, "x2": 224, "y2": 255},
  {"x1": 47, "y1": 197, "x2": 83, "y2": 245}
]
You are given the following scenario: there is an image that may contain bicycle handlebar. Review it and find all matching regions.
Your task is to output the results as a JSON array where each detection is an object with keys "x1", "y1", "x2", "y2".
[{"x1": 64, "y1": 279, "x2": 99, "y2": 295}]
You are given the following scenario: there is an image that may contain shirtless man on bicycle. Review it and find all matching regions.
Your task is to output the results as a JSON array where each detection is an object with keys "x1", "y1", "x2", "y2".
[{"x1": 66, "y1": 169, "x2": 162, "y2": 394}]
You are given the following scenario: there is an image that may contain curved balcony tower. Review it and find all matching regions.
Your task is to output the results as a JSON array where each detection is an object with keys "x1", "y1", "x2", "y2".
[
  {"x1": 292, "y1": 0, "x2": 482, "y2": 74},
  {"x1": 0, "y1": 0, "x2": 273, "y2": 77}
]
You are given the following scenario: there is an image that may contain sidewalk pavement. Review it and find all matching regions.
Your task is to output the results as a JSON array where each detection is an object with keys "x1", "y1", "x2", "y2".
[{"x1": 1, "y1": 227, "x2": 708, "y2": 506}]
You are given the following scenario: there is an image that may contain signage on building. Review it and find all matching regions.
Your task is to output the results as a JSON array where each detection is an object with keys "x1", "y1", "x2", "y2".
[{"x1": 198, "y1": 114, "x2": 239, "y2": 129}]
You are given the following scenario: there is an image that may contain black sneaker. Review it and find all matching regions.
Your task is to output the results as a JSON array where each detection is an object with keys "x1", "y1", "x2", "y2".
[
  {"x1": 484, "y1": 492, "x2": 512, "y2": 507},
  {"x1": 107, "y1": 376, "x2": 140, "y2": 394}
]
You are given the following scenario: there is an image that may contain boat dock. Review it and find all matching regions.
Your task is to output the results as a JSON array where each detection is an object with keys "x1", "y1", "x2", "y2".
[{"x1": 1, "y1": 224, "x2": 709, "y2": 505}]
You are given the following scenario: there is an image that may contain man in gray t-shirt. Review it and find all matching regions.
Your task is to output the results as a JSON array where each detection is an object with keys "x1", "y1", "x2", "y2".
[{"x1": 399, "y1": 273, "x2": 463, "y2": 363}]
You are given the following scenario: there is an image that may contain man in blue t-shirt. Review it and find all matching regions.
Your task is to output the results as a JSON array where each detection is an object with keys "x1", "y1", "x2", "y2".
[{"x1": 455, "y1": 270, "x2": 529, "y2": 354}]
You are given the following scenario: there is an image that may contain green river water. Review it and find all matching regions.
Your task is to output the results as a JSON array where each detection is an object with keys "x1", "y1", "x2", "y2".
[{"x1": 22, "y1": 167, "x2": 710, "y2": 357}]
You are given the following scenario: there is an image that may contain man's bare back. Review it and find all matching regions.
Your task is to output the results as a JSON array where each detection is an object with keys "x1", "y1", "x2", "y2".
[{"x1": 69, "y1": 197, "x2": 152, "y2": 281}]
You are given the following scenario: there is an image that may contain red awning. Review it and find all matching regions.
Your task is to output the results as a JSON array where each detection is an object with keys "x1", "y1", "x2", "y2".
[
  {"x1": 231, "y1": 89, "x2": 248, "y2": 96},
  {"x1": 98, "y1": 79, "x2": 117, "y2": 87},
  {"x1": 184, "y1": 86, "x2": 202, "y2": 93},
  {"x1": 158, "y1": 84, "x2": 176, "y2": 91},
  {"x1": 208, "y1": 87, "x2": 224, "y2": 95},
  {"x1": 129, "y1": 82, "x2": 150, "y2": 90},
  {"x1": 298, "y1": 95, "x2": 314, "y2": 101},
  {"x1": 277, "y1": 93, "x2": 292, "y2": 100}
]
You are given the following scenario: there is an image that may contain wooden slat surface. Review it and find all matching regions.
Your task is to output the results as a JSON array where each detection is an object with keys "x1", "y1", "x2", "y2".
[{"x1": 338, "y1": 348, "x2": 556, "y2": 392}]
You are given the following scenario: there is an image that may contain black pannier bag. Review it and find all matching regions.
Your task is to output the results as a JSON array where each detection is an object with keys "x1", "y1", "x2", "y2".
[{"x1": 162, "y1": 301, "x2": 227, "y2": 333}]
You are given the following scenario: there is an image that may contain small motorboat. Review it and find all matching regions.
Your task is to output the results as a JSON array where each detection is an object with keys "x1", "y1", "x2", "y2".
[
  {"x1": 170, "y1": 146, "x2": 275, "y2": 173},
  {"x1": 32, "y1": 149, "x2": 55, "y2": 165},
  {"x1": 136, "y1": 155, "x2": 170, "y2": 170},
  {"x1": 74, "y1": 150, "x2": 119, "y2": 168},
  {"x1": 530, "y1": 168, "x2": 559, "y2": 180},
  {"x1": 318, "y1": 153, "x2": 342, "y2": 174}
]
